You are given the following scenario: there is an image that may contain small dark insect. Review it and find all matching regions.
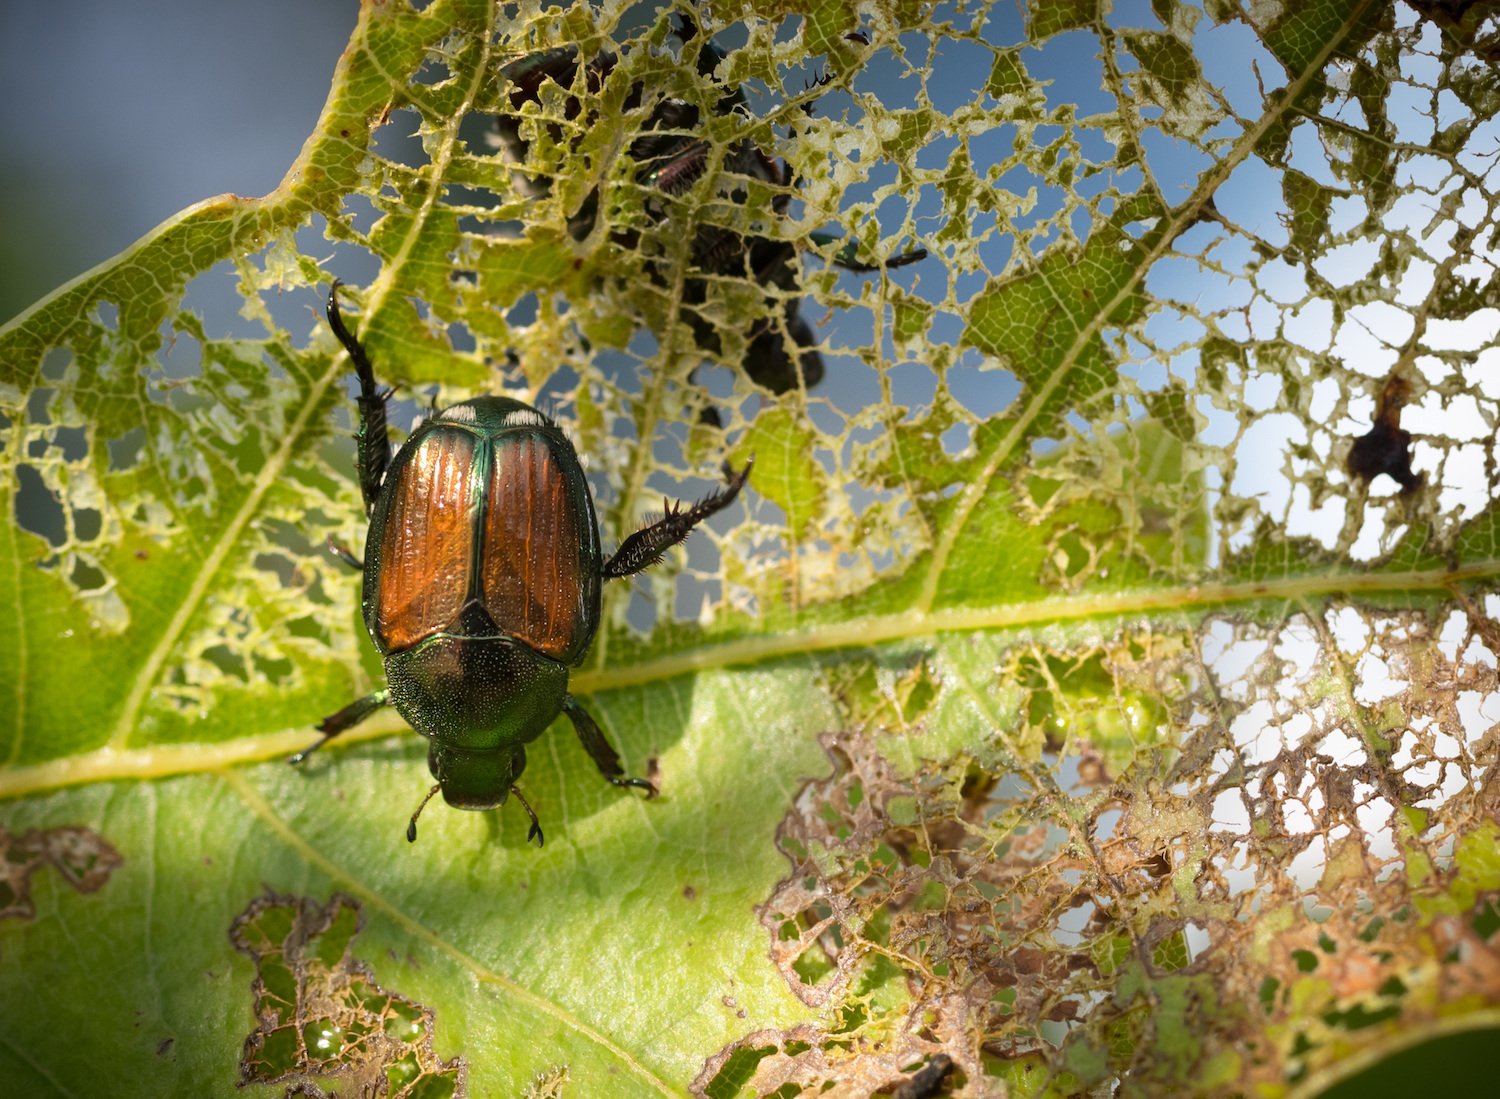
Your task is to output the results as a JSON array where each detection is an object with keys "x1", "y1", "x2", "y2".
[
  {"x1": 1346, "y1": 372, "x2": 1421, "y2": 494},
  {"x1": 293, "y1": 282, "x2": 751, "y2": 844},
  {"x1": 495, "y1": 15, "x2": 925, "y2": 411}
]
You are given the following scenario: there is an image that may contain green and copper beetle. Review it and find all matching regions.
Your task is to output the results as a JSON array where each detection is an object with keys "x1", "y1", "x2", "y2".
[{"x1": 292, "y1": 282, "x2": 751, "y2": 844}]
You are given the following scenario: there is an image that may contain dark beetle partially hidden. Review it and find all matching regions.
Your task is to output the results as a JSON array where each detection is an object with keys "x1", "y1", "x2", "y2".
[
  {"x1": 294, "y1": 282, "x2": 750, "y2": 844},
  {"x1": 496, "y1": 18, "x2": 925, "y2": 406}
]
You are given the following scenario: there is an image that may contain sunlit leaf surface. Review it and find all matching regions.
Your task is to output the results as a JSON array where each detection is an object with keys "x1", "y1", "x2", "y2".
[{"x1": 3, "y1": 1, "x2": 1498, "y2": 1095}]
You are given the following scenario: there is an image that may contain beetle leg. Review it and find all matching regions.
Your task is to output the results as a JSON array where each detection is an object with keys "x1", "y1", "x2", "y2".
[
  {"x1": 405, "y1": 783, "x2": 441, "y2": 843},
  {"x1": 807, "y1": 231, "x2": 928, "y2": 273},
  {"x1": 290, "y1": 689, "x2": 391, "y2": 765},
  {"x1": 562, "y1": 696, "x2": 658, "y2": 798},
  {"x1": 601, "y1": 459, "x2": 753, "y2": 579},
  {"x1": 327, "y1": 281, "x2": 393, "y2": 517},
  {"x1": 509, "y1": 785, "x2": 545, "y2": 847},
  {"x1": 325, "y1": 537, "x2": 365, "y2": 571}
]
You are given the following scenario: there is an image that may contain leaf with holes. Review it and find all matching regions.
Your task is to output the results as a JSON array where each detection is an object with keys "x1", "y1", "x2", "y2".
[{"x1": 2, "y1": 2, "x2": 1499, "y2": 1096}]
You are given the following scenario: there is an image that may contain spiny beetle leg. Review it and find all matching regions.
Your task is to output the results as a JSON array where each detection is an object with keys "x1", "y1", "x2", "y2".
[
  {"x1": 327, "y1": 281, "x2": 392, "y2": 517},
  {"x1": 563, "y1": 696, "x2": 658, "y2": 797},
  {"x1": 325, "y1": 537, "x2": 364, "y2": 571},
  {"x1": 291, "y1": 689, "x2": 391, "y2": 765},
  {"x1": 510, "y1": 786, "x2": 545, "y2": 847},
  {"x1": 601, "y1": 458, "x2": 752, "y2": 579}
]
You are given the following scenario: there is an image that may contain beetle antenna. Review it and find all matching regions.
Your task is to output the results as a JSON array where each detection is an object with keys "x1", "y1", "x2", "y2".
[
  {"x1": 510, "y1": 785, "x2": 545, "y2": 847},
  {"x1": 406, "y1": 783, "x2": 441, "y2": 843}
]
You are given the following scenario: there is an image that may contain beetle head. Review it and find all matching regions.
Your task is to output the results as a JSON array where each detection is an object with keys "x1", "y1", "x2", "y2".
[{"x1": 427, "y1": 743, "x2": 522, "y2": 810}]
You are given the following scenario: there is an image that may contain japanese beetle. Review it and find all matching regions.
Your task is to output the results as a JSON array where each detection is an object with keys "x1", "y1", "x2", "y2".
[
  {"x1": 293, "y1": 283, "x2": 751, "y2": 845},
  {"x1": 495, "y1": 17, "x2": 925, "y2": 408}
]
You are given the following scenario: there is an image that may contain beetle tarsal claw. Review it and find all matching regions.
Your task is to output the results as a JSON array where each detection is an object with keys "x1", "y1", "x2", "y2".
[
  {"x1": 600, "y1": 454, "x2": 752, "y2": 579},
  {"x1": 722, "y1": 456, "x2": 753, "y2": 486},
  {"x1": 325, "y1": 537, "x2": 365, "y2": 572},
  {"x1": 608, "y1": 775, "x2": 657, "y2": 798}
]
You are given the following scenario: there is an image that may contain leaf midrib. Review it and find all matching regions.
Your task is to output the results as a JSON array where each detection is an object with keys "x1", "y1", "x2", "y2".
[{"x1": 9, "y1": 560, "x2": 1493, "y2": 799}]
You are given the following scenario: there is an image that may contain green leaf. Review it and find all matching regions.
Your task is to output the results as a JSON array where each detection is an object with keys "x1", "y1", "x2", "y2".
[
  {"x1": 1028, "y1": 0, "x2": 1100, "y2": 39},
  {"x1": 3, "y1": 1, "x2": 1499, "y2": 1096}
]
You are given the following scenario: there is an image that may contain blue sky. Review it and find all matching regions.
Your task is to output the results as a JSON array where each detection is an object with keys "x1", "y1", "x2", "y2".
[{"x1": 0, "y1": 1, "x2": 350, "y2": 322}]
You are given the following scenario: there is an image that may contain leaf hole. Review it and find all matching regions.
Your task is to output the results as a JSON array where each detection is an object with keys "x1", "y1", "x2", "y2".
[
  {"x1": 106, "y1": 427, "x2": 146, "y2": 472},
  {"x1": 14, "y1": 464, "x2": 67, "y2": 547},
  {"x1": 69, "y1": 555, "x2": 108, "y2": 592},
  {"x1": 371, "y1": 107, "x2": 431, "y2": 172}
]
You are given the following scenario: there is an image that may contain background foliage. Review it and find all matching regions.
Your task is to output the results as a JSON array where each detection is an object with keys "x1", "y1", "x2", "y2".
[{"x1": 2, "y1": 0, "x2": 1498, "y2": 1095}]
